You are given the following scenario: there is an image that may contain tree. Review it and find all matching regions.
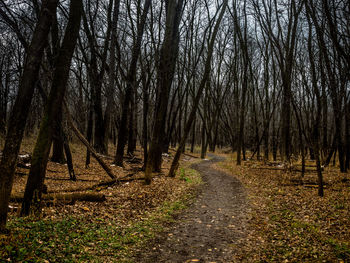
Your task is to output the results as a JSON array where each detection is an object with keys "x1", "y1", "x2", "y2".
[
  {"x1": 0, "y1": 0, "x2": 59, "y2": 232},
  {"x1": 21, "y1": 0, "x2": 83, "y2": 216},
  {"x1": 145, "y1": 0, "x2": 185, "y2": 183}
]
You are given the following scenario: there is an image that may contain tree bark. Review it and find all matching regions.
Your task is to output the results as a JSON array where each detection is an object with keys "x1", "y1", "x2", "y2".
[
  {"x1": 200, "y1": 123, "x2": 208, "y2": 159},
  {"x1": 85, "y1": 102, "x2": 93, "y2": 168},
  {"x1": 51, "y1": 111, "x2": 66, "y2": 164}
]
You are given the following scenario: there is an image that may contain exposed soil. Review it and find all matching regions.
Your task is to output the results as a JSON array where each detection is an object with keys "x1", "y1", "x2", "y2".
[{"x1": 134, "y1": 155, "x2": 248, "y2": 263}]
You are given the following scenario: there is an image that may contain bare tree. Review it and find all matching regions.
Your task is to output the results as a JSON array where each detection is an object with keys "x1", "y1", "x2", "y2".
[{"x1": 0, "y1": 0, "x2": 59, "y2": 232}]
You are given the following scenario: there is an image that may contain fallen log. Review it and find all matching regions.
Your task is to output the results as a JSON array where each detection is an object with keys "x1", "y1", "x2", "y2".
[
  {"x1": 250, "y1": 167, "x2": 285, "y2": 171},
  {"x1": 168, "y1": 148, "x2": 199, "y2": 159},
  {"x1": 250, "y1": 167, "x2": 321, "y2": 173},
  {"x1": 98, "y1": 153, "x2": 143, "y2": 163},
  {"x1": 94, "y1": 180, "x2": 119, "y2": 188},
  {"x1": 10, "y1": 192, "x2": 106, "y2": 203},
  {"x1": 304, "y1": 184, "x2": 327, "y2": 189},
  {"x1": 15, "y1": 171, "x2": 28, "y2": 176},
  {"x1": 0, "y1": 152, "x2": 32, "y2": 168},
  {"x1": 16, "y1": 154, "x2": 32, "y2": 168},
  {"x1": 125, "y1": 155, "x2": 142, "y2": 164}
]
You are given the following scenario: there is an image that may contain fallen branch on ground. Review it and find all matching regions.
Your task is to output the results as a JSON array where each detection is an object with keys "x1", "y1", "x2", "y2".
[
  {"x1": 63, "y1": 101, "x2": 117, "y2": 182},
  {"x1": 10, "y1": 192, "x2": 106, "y2": 202},
  {"x1": 168, "y1": 148, "x2": 199, "y2": 159}
]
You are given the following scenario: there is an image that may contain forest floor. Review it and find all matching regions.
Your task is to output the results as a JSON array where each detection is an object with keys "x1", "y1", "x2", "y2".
[
  {"x1": 0, "y1": 139, "x2": 204, "y2": 262},
  {"x1": 1, "y1": 138, "x2": 350, "y2": 262},
  {"x1": 218, "y1": 154, "x2": 350, "y2": 262},
  {"x1": 133, "y1": 155, "x2": 248, "y2": 263}
]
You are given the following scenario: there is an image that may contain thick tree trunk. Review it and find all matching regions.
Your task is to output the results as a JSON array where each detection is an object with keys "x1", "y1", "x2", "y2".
[
  {"x1": 0, "y1": 0, "x2": 58, "y2": 232},
  {"x1": 21, "y1": 0, "x2": 83, "y2": 216},
  {"x1": 144, "y1": 0, "x2": 184, "y2": 182},
  {"x1": 51, "y1": 112, "x2": 66, "y2": 163},
  {"x1": 51, "y1": 137, "x2": 65, "y2": 163}
]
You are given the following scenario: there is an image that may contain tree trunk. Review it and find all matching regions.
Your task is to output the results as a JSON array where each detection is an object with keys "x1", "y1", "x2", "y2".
[
  {"x1": 190, "y1": 117, "x2": 196, "y2": 153},
  {"x1": 200, "y1": 123, "x2": 207, "y2": 159},
  {"x1": 142, "y1": 72, "x2": 150, "y2": 166},
  {"x1": 280, "y1": 77, "x2": 292, "y2": 162},
  {"x1": 232, "y1": 0, "x2": 249, "y2": 166},
  {"x1": 307, "y1": 16, "x2": 324, "y2": 196},
  {"x1": 85, "y1": 103, "x2": 93, "y2": 168},
  {"x1": 63, "y1": 134, "x2": 76, "y2": 181},
  {"x1": 51, "y1": 111, "x2": 66, "y2": 163},
  {"x1": 0, "y1": 0, "x2": 58, "y2": 232},
  {"x1": 93, "y1": 94, "x2": 106, "y2": 154},
  {"x1": 263, "y1": 124, "x2": 269, "y2": 160},
  {"x1": 127, "y1": 87, "x2": 136, "y2": 154},
  {"x1": 345, "y1": 101, "x2": 350, "y2": 170},
  {"x1": 272, "y1": 117, "x2": 278, "y2": 161},
  {"x1": 144, "y1": 0, "x2": 184, "y2": 182},
  {"x1": 21, "y1": 0, "x2": 83, "y2": 216}
]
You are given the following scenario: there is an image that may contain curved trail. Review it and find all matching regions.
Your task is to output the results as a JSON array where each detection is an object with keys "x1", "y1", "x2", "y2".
[{"x1": 135, "y1": 155, "x2": 247, "y2": 263}]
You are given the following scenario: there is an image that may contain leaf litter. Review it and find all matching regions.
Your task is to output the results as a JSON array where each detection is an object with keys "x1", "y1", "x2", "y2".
[
  {"x1": 217, "y1": 155, "x2": 350, "y2": 262},
  {"x1": 1, "y1": 142, "x2": 202, "y2": 262}
]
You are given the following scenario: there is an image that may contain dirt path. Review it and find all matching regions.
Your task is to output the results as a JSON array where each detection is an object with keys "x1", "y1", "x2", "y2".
[{"x1": 134, "y1": 155, "x2": 248, "y2": 263}]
